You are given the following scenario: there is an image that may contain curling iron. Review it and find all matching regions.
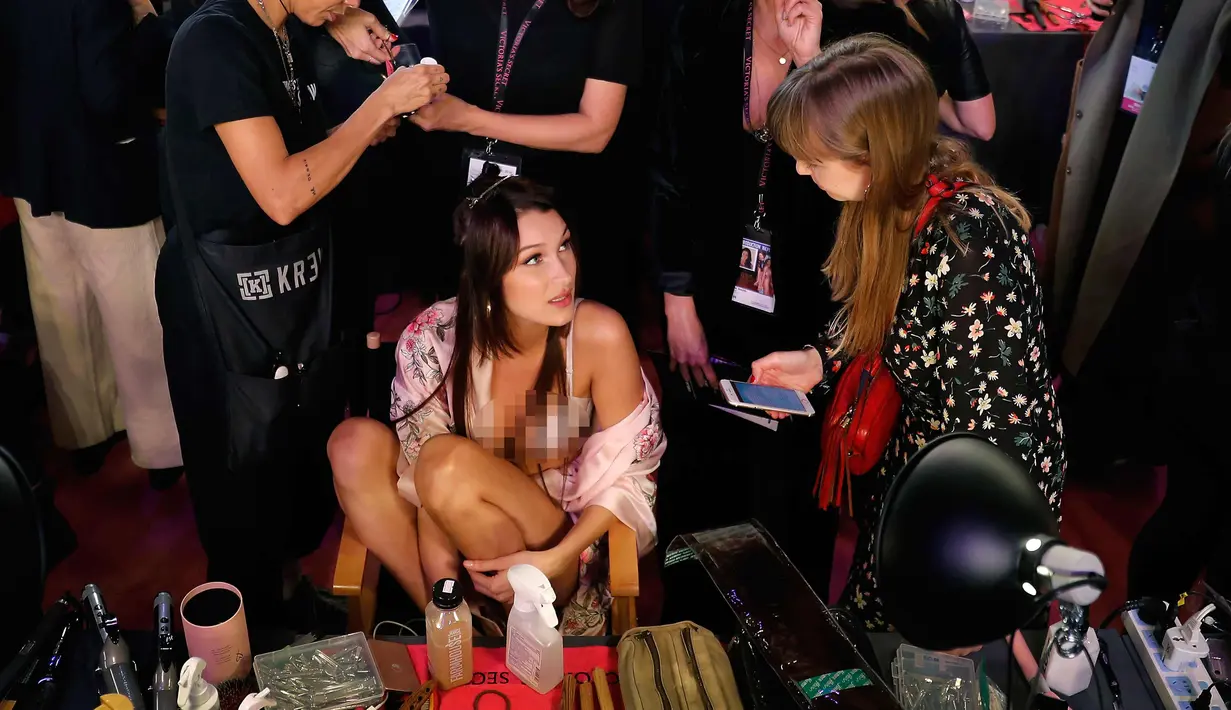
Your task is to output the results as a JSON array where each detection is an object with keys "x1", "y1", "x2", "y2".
[
  {"x1": 151, "y1": 592, "x2": 179, "y2": 710},
  {"x1": 82, "y1": 584, "x2": 146, "y2": 710},
  {"x1": 0, "y1": 596, "x2": 82, "y2": 706}
]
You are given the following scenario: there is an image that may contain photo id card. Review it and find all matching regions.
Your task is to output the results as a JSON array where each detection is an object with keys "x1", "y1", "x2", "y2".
[
  {"x1": 731, "y1": 225, "x2": 775, "y2": 314},
  {"x1": 464, "y1": 148, "x2": 522, "y2": 185}
]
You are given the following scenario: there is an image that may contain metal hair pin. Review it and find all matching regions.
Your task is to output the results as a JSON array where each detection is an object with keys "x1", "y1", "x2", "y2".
[{"x1": 466, "y1": 174, "x2": 514, "y2": 208}]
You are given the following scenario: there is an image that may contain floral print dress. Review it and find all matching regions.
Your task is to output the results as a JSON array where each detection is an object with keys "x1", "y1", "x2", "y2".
[{"x1": 825, "y1": 191, "x2": 1067, "y2": 631}]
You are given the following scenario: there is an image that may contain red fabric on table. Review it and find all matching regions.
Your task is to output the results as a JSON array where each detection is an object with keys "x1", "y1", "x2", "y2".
[
  {"x1": 1009, "y1": 0, "x2": 1102, "y2": 32},
  {"x1": 407, "y1": 644, "x2": 625, "y2": 709}
]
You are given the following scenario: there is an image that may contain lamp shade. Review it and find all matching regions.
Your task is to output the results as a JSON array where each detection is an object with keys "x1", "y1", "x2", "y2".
[{"x1": 875, "y1": 433, "x2": 1059, "y2": 650}]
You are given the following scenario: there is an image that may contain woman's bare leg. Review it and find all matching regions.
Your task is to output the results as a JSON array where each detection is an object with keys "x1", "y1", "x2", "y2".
[
  {"x1": 418, "y1": 509, "x2": 462, "y2": 591},
  {"x1": 328, "y1": 418, "x2": 429, "y2": 610},
  {"x1": 416, "y1": 435, "x2": 579, "y2": 600}
]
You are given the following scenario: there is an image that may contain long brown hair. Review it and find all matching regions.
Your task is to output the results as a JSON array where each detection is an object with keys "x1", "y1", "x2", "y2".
[
  {"x1": 396, "y1": 175, "x2": 570, "y2": 437},
  {"x1": 768, "y1": 34, "x2": 1029, "y2": 356}
]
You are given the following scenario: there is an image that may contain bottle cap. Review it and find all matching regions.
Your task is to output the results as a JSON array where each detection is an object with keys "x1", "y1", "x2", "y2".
[
  {"x1": 432, "y1": 579, "x2": 463, "y2": 611},
  {"x1": 366, "y1": 332, "x2": 381, "y2": 350}
]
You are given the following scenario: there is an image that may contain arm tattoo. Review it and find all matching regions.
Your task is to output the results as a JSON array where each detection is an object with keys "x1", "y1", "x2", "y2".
[{"x1": 303, "y1": 158, "x2": 316, "y2": 197}]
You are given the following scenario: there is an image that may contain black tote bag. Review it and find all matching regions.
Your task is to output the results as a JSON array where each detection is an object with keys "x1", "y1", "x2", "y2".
[{"x1": 164, "y1": 149, "x2": 346, "y2": 490}]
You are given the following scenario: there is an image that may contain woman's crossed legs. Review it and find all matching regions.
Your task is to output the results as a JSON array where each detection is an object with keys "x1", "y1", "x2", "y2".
[{"x1": 328, "y1": 418, "x2": 576, "y2": 612}]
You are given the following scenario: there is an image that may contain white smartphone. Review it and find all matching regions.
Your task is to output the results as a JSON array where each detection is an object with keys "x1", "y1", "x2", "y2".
[{"x1": 719, "y1": 379, "x2": 816, "y2": 416}]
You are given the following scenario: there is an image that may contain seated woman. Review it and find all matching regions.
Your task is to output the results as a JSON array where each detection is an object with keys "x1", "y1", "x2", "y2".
[
  {"x1": 328, "y1": 175, "x2": 662, "y2": 636},
  {"x1": 752, "y1": 35, "x2": 1064, "y2": 630}
]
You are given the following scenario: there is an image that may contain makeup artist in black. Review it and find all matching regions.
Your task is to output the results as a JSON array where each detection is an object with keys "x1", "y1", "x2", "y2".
[
  {"x1": 157, "y1": 0, "x2": 447, "y2": 630},
  {"x1": 411, "y1": 0, "x2": 643, "y2": 324},
  {"x1": 651, "y1": 0, "x2": 839, "y2": 602}
]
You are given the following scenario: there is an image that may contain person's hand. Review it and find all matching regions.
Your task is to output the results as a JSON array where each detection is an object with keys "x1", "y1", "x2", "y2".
[
  {"x1": 664, "y1": 294, "x2": 717, "y2": 389},
  {"x1": 377, "y1": 64, "x2": 449, "y2": 118},
  {"x1": 750, "y1": 347, "x2": 824, "y2": 417},
  {"x1": 1086, "y1": 0, "x2": 1113, "y2": 16},
  {"x1": 777, "y1": 0, "x2": 823, "y2": 66},
  {"x1": 130, "y1": 0, "x2": 157, "y2": 24},
  {"x1": 463, "y1": 549, "x2": 572, "y2": 605},
  {"x1": 326, "y1": 7, "x2": 395, "y2": 65},
  {"x1": 943, "y1": 645, "x2": 984, "y2": 657},
  {"x1": 409, "y1": 93, "x2": 476, "y2": 133},
  {"x1": 371, "y1": 117, "x2": 399, "y2": 146}
]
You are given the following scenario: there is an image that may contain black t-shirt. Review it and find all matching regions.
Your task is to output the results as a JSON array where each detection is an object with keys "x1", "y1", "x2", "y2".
[
  {"x1": 824, "y1": 0, "x2": 991, "y2": 102},
  {"x1": 165, "y1": 0, "x2": 329, "y2": 244},
  {"x1": 655, "y1": 0, "x2": 843, "y2": 365},
  {"x1": 423, "y1": 0, "x2": 641, "y2": 191}
]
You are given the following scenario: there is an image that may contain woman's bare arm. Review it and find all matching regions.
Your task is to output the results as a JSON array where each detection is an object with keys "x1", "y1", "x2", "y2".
[
  {"x1": 939, "y1": 93, "x2": 996, "y2": 141},
  {"x1": 215, "y1": 64, "x2": 447, "y2": 225},
  {"x1": 416, "y1": 79, "x2": 627, "y2": 154}
]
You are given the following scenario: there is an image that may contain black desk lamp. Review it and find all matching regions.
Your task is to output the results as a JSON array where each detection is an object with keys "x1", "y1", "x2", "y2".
[{"x1": 876, "y1": 433, "x2": 1107, "y2": 696}]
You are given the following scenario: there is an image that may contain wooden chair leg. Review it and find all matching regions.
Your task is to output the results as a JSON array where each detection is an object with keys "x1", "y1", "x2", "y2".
[
  {"x1": 607, "y1": 521, "x2": 641, "y2": 636},
  {"x1": 611, "y1": 595, "x2": 637, "y2": 636},
  {"x1": 334, "y1": 517, "x2": 381, "y2": 635}
]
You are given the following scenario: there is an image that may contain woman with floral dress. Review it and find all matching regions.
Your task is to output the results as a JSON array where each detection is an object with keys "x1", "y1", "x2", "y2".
[{"x1": 751, "y1": 35, "x2": 1066, "y2": 630}]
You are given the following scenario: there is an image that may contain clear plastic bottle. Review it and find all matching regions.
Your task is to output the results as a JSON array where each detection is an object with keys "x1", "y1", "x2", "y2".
[
  {"x1": 505, "y1": 565, "x2": 563, "y2": 694},
  {"x1": 426, "y1": 579, "x2": 473, "y2": 690}
]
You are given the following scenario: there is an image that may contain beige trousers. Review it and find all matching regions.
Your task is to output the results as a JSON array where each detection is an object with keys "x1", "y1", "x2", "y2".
[{"x1": 16, "y1": 199, "x2": 182, "y2": 469}]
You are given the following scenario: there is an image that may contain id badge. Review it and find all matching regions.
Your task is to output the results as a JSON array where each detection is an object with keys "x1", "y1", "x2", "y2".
[
  {"x1": 1120, "y1": 56, "x2": 1158, "y2": 115},
  {"x1": 730, "y1": 225, "x2": 775, "y2": 314},
  {"x1": 464, "y1": 148, "x2": 521, "y2": 185}
]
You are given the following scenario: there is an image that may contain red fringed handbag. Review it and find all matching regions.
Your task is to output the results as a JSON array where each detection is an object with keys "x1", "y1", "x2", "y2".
[{"x1": 814, "y1": 175, "x2": 969, "y2": 513}]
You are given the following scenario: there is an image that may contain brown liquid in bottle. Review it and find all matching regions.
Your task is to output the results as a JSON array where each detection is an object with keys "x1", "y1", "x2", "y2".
[{"x1": 426, "y1": 579, "x2": 473, "y2": 690}]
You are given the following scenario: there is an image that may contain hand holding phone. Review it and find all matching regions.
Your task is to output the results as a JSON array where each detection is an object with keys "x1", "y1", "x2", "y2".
[{"x1": 719, "y1": 379, "x2": 815, "y2": 417}]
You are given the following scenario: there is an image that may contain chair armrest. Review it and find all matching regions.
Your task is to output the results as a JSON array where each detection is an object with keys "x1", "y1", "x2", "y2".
[
  {"x1": 607, "y1": 520, "x2": 640, "y2": 599},
  {"x1": 333, "y1": 517, "x2": 370, "y2": 598}
]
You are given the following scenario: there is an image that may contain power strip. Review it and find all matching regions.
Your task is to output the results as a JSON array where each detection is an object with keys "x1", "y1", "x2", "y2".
[{"x1": 1123, "y1": 609, "x2": 1225, "y2": 710}]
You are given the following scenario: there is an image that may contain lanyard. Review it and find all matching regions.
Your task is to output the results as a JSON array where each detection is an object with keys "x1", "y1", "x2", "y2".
[
  {"x1": 743, "y1": 1, "x2": 774, "y2": 228},
  {"x1": 493, "y1": 0, "x2": 547, "y2": 113}
]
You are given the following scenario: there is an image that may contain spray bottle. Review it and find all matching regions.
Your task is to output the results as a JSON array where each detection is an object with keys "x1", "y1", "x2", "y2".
[
  {"x1": 505, "y1": 565, "x2": 563, "y2": 694},
  {"x1": 237, "y1": 689, "x2": 277, "y2": 710},
  {"x1": 177, "y1": 658, "x2": 219, "y2": 710}
]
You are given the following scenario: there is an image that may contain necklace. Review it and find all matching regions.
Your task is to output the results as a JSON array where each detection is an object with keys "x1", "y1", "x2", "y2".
[
  {"x1": 753, "y1": 12, "x2": 790, "y2": 64},
  {"x1": 255, "y1": 0, "x2": 301, "y2": 109}
]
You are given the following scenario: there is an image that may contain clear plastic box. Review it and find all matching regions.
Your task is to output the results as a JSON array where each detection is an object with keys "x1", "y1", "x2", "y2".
[
  {"x1": 971, "y1": 0, "x2": 1011, "y2": 24},
  {"x1": 891, "y1": 644, "x2": 981, "y2": 710},
  {"x1": 253, "y1": 632, "x2": 385, "y2": 710}
]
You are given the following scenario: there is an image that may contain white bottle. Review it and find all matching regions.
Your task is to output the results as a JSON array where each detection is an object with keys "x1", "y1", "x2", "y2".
[
  {"x1": 505, "y1": 565, "x2": 564, "y2": 694},
  {"x1": 176, "y1": 658, "x2": 219, "y2": 710}
]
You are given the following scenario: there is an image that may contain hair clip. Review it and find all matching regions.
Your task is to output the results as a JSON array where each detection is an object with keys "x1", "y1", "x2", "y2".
[{"x1": 466, "y1": 174, "x2": 514, "y2": 209}]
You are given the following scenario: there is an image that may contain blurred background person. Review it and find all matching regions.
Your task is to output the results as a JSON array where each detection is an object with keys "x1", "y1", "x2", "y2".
[
  {"x1": 7, "y1": 0, "x2": 182, "y2": 483},
  {"x1": 159, "y1": 0, "x2": 447, "y2": 631},
  {"x1": 1047, "y1": 0, "x2": 1228, "y2": 532},
  {"x1": 410, "y1": 0, "x2": 643, "y2": 332}
]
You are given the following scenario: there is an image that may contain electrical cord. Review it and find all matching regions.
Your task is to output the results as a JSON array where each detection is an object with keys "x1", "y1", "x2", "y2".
[
  {"x1": 1099, "y1": 597, "x2": 1163, "y2": 630},
  {"x1": 1096, "y1": 634, "x2": 1122, "y2": 710},
  {"x1": 1193, "y1": 679, "x2": 1231, "y2": 710},
  {"x1": 1080, "y1": 642, "x2": 1107, "y2": 710},
  {"x1": 373, "y1": 619, "x2": 422, "y2": 637}
]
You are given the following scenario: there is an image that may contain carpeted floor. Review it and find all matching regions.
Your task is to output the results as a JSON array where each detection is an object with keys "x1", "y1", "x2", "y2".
[{"x1": 40, "y1": 293, "x2": 1166, "y2": 633}]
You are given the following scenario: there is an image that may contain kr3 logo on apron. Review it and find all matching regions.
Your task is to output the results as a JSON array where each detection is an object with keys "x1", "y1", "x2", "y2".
[{"x1": 236, "y1": 247, "x2": 324, "y2": 301}]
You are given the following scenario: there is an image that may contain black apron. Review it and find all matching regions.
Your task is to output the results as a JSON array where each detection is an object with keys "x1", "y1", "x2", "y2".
[{"x1": 161, "y1": 148, "x2": 345, "y2": 602}]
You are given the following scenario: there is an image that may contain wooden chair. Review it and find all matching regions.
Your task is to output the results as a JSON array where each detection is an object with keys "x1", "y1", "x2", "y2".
[{"x1": 332, "y1": 515, "x2": 642, "y2": 636}]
